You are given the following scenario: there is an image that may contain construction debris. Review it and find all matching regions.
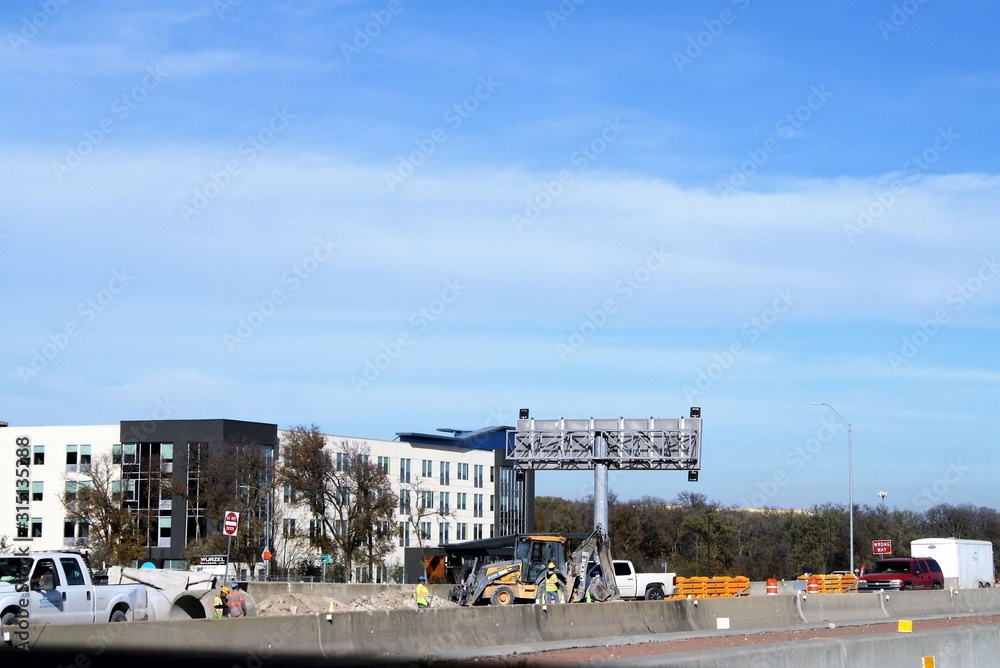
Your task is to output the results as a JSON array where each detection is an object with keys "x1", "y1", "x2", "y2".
[{"x1": 255, "y1": 590, "x2": 458, "y2": 616}]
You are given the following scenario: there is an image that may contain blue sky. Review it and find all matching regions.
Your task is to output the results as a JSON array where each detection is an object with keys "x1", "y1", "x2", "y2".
[{"x1": 2, "y1": 1, "x2": 997, "y2": 513}]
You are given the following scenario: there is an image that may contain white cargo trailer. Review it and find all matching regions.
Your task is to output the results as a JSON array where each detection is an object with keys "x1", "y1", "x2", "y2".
[{"x1": 911, "y1": 538, "x2": 994, "y2": 589}]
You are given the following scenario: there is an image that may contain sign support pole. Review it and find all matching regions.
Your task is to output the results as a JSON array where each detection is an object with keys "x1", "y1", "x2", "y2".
[{"x1": 225, "y1": 535, "x2": 233, "y2": 583}]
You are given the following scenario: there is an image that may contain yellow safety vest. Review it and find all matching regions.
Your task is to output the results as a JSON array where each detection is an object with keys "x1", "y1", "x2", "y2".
[
  {"x1": 415, "y1": 583, "x2": 429, "y2": 605},
  {"x1": 546, "y1": 572, "x2": 559, "y2": 592}
]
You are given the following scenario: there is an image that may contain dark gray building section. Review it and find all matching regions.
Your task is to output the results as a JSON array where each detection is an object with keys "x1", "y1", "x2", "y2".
[{"x1": 118, "y1": 419, "x2": 278, "y2": 564}]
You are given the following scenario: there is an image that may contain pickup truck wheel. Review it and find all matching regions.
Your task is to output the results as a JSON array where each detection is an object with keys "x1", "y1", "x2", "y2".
[
  {"x1": 901, "y1": 583, "x2": 913, "y2": 591},
  {"x1": 110, "y1": 609, "x2": 129, "y2": 622},
  {"x1": 2, "y1": 610, "x2": 19, "y2": 627},
  {"x1": 932, "y1": 583, "x2": 943, "y2": 590},
  {"x1": 645, "y1": 586, "x2": 665, "y2": 601},
  {"x1": 490, "y1": 585, "x2": 515, "y2": 606}
]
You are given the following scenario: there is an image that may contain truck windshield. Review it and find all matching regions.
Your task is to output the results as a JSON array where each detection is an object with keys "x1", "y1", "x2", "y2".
[{"x1": 0, "y1": 557, "x2": 33, "y2": 584}]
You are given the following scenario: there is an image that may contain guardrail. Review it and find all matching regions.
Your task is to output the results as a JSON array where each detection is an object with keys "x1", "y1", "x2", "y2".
[{"x1": 797, "y1": 573, "x2": 859, "y2": 594}]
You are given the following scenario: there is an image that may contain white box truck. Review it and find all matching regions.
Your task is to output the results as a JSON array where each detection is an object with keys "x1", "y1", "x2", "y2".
[{"x1": 911, "y1": 538, "x2": 994, "y2": 589}]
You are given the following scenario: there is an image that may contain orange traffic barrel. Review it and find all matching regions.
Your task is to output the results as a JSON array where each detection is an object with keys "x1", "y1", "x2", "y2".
[
  {"x1": 766, "y1": 578, "x2": 778, "y2": 595},
  {"x1": 807, "y1": 575, "x2": 820, "y2": 595}
]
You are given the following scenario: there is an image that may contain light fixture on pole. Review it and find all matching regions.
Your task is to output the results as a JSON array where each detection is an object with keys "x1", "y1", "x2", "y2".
[
  {"x1": 813, "y1": 402, "x2": 854, "y2": 575},
  {"x1": 877, "y1": 490, "x2": 887, "y2": 508},
  {"x1": 240, "y1": 484, "x2": 271, "y2": 581}
]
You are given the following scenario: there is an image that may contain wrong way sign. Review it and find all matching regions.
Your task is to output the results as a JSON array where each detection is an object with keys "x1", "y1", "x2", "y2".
[
  {"x1": 223, "y1": 511, "x2": 240, "y2": 536},
  {"x1": 873, "y1": 539, "x2": 892, "y2": 555}
]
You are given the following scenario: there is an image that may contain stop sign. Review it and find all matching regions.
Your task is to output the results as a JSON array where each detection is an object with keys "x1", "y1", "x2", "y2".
[{"x1": 223, "y1": 511, "x2": 240, "y2": 536}]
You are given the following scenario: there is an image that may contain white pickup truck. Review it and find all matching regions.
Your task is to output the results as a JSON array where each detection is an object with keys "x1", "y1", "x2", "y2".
[
  {"x1": 611, "y1": 560, "x2": 677, "y2": 600},
  {"x1": 0, "y1": 551, "x2": 150, "y2": 627}
]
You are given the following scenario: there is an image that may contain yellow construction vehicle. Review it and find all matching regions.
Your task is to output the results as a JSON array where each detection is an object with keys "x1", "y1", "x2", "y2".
[{"x1": 451, "y1": 525, "x2": 618, "y2": 606}]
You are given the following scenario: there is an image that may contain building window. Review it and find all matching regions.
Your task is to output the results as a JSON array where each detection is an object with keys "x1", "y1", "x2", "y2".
[
  {"x1": 490, "y1": 495, "x2": 494, "y2": 512},
  {"x1": 282, "y1": 518, "x2": 296, "y2": 537},
  {"x1": 474, "y1": 464, "x2": 484, "y2": 488},
  {"x1": 439, "y1": 461, "x2": 450, "y2": 486},
  {"x1": 438, "y1": 523, "x2": 450, "y2": 545},
  {"x1": 283, "y1": 483, "x2": 292, "y2": 503},
  {"x1": 32, "y1": 481, "x2": 43, "y2": 502},
  {"x1": 122, "y1": 443, "x2": 137, "y2": 464},
  {"x1": 64, "y1": 481, "x2": 78, "y2": 500},
  {"x1": 336, "y1": 452, "x2": 348, "y2": 472},
  {"x1": 399, "y1": 523, "x2": 410, "y2": 547},
  {"x1": 457, "y1": 493, "x2": 467, "y2": 510},
  {"x1": 158, "y1": 516, "x2": 171, "y2": 546},
  {"x1": 378, "y1": 456, "x2": 390, "y2": 473},
  {"x1": 474, "y1": 494, "x2": 483, "y2": 518},
  {"x1": 421, "y1": 459, "x2": 433, "y2": 477},
  {"x1": 490, "y1": 466, "x2": 494, "y2": 483},
  {"x1": 80, "y1": 445, "x2": 92, "y2": 472},
  {"x1": 419, "y1": 521, "x2": 431, "y2": 540},
  {"x1": 159, "y1": 443, "x2": 172, "y2": 474},
  {"x1": 31, "y1": 518, "x2": 42, "y2": 538},
  {"x1": 419, "y1": 491, "x2": 434, "y2": 510},
  {"x1": 440, "y1": 492, "x2": 450, "y2": 514},
  {"x1": 309, "y1": 518, "x2": 322, "y2": 545},
  {"x1": 399, "y1": 489, "x2": 411, "y2": 515},
  {"x1": 456, "y1": 523, "x2": 468, "y2": 541},
  {"x1": 399, "y1": 458, "x2": 411, "y2": 484},
  {"x1": 457, "y1": 463, "x2": 469, "y2": 480},
  {"x1": 490, "y1": 524, "x2": 494, "y2": 538},
  {"x1": 64, "y1": 519, "x2": 75, "y2": 539},
  {"x1": 66, "y1": 445, "x2": 78, "y2": 471},
  {"x1": 473, "y1": 523, "x2": 483, "y2": 540},
  {"x1": 33, "y1": 445, "x2": 44, "y2": 466}
]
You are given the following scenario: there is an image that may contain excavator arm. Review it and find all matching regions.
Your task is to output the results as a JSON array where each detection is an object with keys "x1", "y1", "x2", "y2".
[{"x1": 565, "y1": 524, "x2": 618, "y2": 603}]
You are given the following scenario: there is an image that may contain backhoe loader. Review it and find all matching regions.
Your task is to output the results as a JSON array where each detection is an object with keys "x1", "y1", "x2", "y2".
[{"x1": 452, "y1": 525, "x2": 618, "y2": 606}]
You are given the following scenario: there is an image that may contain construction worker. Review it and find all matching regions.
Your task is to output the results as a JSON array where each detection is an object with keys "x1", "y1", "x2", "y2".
[
  {"x1": 545, "y1": 562, "x2": 561, "y2": 604},
  {"x1": 227, "y1": 580, "x2": 247, "y2": 618},
  {"x1": 415, "y1": 575, "x2": 429, "y2": 610},
  {"x1": 214, "y1": 587, "x2": 229, "y2": 618}
]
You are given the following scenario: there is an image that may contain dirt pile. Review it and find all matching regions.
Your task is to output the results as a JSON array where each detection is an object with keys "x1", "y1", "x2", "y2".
[{"x1": 255, "y1": 590, "x2": 458, "y2": 616}]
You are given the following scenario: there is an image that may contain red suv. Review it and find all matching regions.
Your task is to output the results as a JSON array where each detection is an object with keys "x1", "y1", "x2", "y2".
[{"x1": 857, "y1": 557, "x2": 944, "y2": 591}]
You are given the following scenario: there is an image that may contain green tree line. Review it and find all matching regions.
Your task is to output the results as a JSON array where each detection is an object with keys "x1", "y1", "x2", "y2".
[{"x1": 536, "y1": 492, "x2": 1000, "y2": 580}]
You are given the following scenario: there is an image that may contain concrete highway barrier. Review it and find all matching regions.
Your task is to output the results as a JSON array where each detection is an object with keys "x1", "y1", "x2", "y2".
[{"x1": 7, "y1": 588, "x2": 1000, "y2": 665}]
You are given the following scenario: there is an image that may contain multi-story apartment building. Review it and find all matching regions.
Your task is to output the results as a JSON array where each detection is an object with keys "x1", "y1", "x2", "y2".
[{"x1": 0, "y1": 419, "x2": 533, "y2": 582}]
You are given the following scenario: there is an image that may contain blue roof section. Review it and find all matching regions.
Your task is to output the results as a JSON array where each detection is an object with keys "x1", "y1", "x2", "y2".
[{"x1": 395, "y1": 425, "x2": 512, "y2": 452}]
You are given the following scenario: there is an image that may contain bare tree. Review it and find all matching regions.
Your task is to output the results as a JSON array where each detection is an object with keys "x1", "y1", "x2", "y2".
[
  {"x1": 277, "y1": 427, "x2": 396, "y2": 582},
  {"x1": 400, "y1": 475, "x2": 453, "y2": 579},
  {"x1": 62, "y1": 452, "x2": 145, "y2": 566}
]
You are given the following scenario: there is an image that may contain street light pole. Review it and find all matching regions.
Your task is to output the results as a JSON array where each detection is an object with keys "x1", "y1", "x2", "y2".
[
  {"x1": 240, "y1": 484, "x2": 271, "y2": 581},
  {"x1": 813, "y1": 402, "x2": 854, "y2": 575}
]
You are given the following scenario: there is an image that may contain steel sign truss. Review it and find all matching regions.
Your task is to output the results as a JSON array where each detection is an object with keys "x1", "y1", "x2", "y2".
[{"x1": 507, "y1": 417, "x2": 701, "y2": 471}]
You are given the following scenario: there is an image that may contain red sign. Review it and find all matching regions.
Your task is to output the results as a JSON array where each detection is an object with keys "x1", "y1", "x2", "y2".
[
  {"x1": 873, "y1": 539, "x2": 892, "y2": 555},
  {"x1": 223, "y1": 511, "x2": 240, "y2": 536},
  {"x1": 262, "y1": 549, "x2": 272, "y2": 561}
]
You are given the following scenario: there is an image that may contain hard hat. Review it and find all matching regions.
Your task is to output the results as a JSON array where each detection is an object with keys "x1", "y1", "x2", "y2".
[
  {"x1": 221, "y1": 587, "x2": 229, "y2": 594},
  {"x1": 231, "y1": 580, "x2": 239, "y2": 588},
  {"x1": 548, "y1": 562, "x2": 556, "y2": 569},
  {"x1": 418, "y1": 575, "x2": 426, "y2": 581}
]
